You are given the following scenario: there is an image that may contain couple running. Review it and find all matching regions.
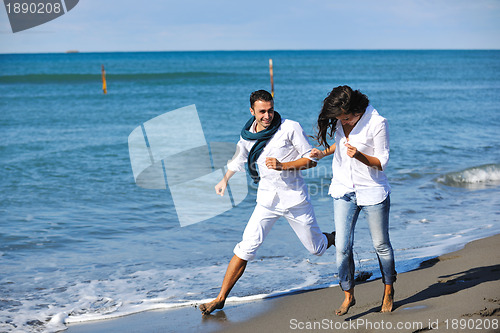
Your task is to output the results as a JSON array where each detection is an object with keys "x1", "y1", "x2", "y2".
[{"x1": 199, "y1": 87, "x2": 396, "y2": 317}]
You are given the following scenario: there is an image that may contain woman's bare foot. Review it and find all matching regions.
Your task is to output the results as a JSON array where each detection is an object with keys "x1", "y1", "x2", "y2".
[
  {"x1": 381, "y1": 284, "x2": 394, "y2": 313},
  {"x1": 336, "y1": 291, "x2": 356, "y2": 316},
  {"x1": 199, "y1": 299, "x2": 225, "y2": 315},
  {"x1": 336, "y1": 298, "x2": 356, "y2": 316}
]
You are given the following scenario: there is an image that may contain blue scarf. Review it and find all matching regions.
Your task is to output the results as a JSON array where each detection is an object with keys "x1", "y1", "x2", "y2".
[{"x1": 240, "y1": 111, "x2": 282, "y2": 183}]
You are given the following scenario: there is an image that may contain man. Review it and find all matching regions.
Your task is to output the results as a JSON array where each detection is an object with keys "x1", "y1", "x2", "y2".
[{"x1": 199, "y1": 90, "x2": 334, "y2": 315}]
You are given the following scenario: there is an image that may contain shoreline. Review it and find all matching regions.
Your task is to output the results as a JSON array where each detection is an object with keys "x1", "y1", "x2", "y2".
[{"x1": 65, "y1": 233, "x2": 500, "y2": 333}]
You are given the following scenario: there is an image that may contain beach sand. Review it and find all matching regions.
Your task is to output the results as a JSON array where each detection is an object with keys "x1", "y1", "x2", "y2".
[{"x1": 65, "y1": 234, "x2": 500, "y2": 333}]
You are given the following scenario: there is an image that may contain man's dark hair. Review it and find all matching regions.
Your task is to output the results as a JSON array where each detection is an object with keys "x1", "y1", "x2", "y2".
[{"x1": 250, "y1": 90, "x2": 273, "y2": 108}]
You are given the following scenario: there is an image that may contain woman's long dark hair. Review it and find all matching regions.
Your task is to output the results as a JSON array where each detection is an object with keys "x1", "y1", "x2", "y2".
[{"x1": 315, "y1": 85, "x2": 369, "y2": 148}]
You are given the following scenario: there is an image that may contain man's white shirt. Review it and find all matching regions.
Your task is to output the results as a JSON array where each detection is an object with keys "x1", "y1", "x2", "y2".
[{"x1": 227, "y1": 118, "x2": 317, "y2": 209}]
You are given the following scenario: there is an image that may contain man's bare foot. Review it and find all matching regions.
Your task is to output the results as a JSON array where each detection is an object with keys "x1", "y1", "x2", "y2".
[
  {"x1": 199, "y1": 299, "x2": 225, "y2": 315},
  {"x1": 381, "y1": 285, "x2": 394, "y2": 313},
  {"x1": 324, "y1": 232, "x2": 336, "y2": 248},
  {"x1": 335, "y1": 297, "x2": 356, "y2": 316}
]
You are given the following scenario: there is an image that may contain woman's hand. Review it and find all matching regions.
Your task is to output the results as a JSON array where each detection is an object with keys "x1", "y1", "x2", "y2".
[
  {"x1": 344, "y1": 142, "x2": 359, "y2": 158},
  {"x1": 310, "y1": 148, "x2": 325, "y2": 160},
  {"x1": 344, "y1": 142, "x2": 382, "y2": 170}
]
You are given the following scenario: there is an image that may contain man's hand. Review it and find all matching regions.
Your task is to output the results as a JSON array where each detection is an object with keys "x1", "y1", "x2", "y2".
[
  {"x1": 310, "y1": 148, "x2": 325, "y2": 160},
  {"x1": 215, "y1": 179, "x2": 228, "y2": 196},
  {"x1": 265, "y1": 157, "x2": 283, "y2": 170},
  {"x1": 215, "y1": 169, "x2": 236, "y2": 196}
]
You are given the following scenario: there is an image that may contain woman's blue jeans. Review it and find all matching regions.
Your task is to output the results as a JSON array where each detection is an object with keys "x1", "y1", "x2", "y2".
[{"x1": 334, "y1": 192, "x2": 396, "y2": 291}]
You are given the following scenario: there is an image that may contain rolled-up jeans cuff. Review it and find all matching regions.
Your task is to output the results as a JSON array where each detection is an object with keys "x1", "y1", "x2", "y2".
[
  {"x1": 383, "y1": 273, "x2": 397, "y2": 285},
  {"x1": 339, "y1": 281, "x2": 354, "y2": 291}
]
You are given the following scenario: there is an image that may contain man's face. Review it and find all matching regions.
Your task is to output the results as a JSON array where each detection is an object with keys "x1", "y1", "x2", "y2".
[{"x1": 250, "y1": 100, "x2": 274, "y2": 132}]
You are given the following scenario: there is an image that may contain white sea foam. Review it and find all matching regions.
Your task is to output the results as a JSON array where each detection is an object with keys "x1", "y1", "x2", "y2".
[
  {"x1": 436, "y1": 164, "x2": 500, "y2": 189},
  {"x1": 54, "y1": 229, "x2": 499, "y2": 329},
  {"x1": 2, "y1": 209, "x2": 499, "y2": 333}
]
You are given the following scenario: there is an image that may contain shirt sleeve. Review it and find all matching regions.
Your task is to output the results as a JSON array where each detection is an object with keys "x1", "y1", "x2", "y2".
[
  {"x1": 289, "y1": 121, "x2": 318, "y2": 162},
  {"x1": 372, "y1": 119, "x2": 390, "y2": 171},
  {"x1": 226, "y1": 137, "x2": 249, "y2": 172}
]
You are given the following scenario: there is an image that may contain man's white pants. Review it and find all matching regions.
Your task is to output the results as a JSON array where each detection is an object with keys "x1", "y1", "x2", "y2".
[{"x1": 233, "y1": 200, "x2": 328, "y2": 261}]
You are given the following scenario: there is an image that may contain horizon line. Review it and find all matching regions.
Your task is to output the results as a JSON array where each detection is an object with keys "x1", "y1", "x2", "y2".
[{"x1": 1, "y1": 48, "x2": 500, "y2": 55}]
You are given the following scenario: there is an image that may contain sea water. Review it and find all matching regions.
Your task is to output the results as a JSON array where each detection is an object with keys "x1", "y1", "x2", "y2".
[{"x1": 1, "y1": 50, "x2": 499, "y2": 333}]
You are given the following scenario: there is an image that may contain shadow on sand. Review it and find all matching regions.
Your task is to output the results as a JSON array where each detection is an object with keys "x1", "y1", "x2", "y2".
[{"x1": 344, "y1": 263, "x2": 500, "y2": 321}]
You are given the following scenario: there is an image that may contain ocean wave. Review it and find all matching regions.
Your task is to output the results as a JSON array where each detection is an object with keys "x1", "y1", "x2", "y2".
[
  {"x1": 0, "y1": 72, "x2": 232, "y2": 84},
  {"x1": 435, "y1": 163, "x2": 500, "y2": 189}
]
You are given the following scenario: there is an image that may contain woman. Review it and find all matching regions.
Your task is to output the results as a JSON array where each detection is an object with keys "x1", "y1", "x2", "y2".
[{"x1": 311, "y1": 85, "x2": 396, "y2": 315}]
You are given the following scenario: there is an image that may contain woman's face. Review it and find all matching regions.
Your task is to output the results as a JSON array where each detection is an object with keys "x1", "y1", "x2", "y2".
[{"x1": 336, "y1": 113, "x2": 361, "y2": 126}]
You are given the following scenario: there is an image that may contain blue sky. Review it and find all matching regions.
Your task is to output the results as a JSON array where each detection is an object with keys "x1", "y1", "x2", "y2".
[{"x1": 1, "y1": 0, "x2": 499, "y2": 53}]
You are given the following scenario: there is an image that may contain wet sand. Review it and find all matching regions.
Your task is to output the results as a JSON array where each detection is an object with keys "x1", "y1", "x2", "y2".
[{"x1": 65, "y1": 233, "x2": 500, "y2": 333}]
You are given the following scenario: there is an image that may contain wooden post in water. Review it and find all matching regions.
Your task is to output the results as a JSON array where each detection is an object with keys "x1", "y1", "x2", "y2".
[
  {"x1": 101, "y1": 65, "x2": 107, "y2": 94},
  {"x1": 269, "y1": 58, "x2": 274, "y2": 98}
]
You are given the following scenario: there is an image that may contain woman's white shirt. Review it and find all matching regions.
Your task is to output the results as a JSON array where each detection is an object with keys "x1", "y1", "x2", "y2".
[{"x1": 328, "y1": 105, "x2": 391, "y2": 205}]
